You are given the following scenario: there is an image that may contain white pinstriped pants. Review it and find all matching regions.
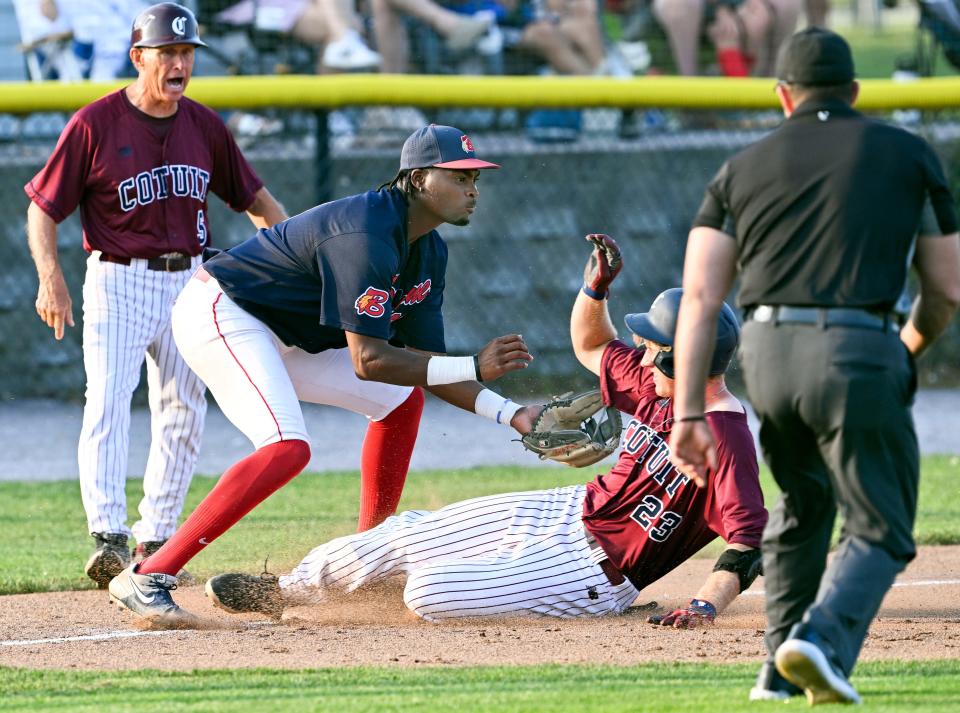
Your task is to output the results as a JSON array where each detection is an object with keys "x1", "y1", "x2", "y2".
[
  {"x1": 280, "y1": 485, "x2": 640, "y2": 621},
  {"x1": 78, "y1": 252, "x2": 206, "y2": 542}
]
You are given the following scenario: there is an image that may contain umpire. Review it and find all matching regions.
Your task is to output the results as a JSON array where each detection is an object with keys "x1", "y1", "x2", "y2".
[{"x1": 668, "y1": 28, "x2": 960, "y2": 705}]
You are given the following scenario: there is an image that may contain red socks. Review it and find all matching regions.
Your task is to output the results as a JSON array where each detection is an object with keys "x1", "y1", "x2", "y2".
[
  {"x1": 717, "y1": 48, "x2": 754, "y2": 77},
  {"x1": 138, "y1": 439, "x2": 311, "y2": 576},
  {"x1": 138, "y1": 387, "x2": 423, "y2": 575},
  {"x1": 357, "y1": 387, "x2": 424, "y2": 531}
]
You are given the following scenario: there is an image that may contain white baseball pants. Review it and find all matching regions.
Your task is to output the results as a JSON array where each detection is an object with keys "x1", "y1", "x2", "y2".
[
  {"x1": 78, "y1": 252, "x2": 206, "y2": 543},
  {"x1": 279, "y1": 484, "x2": 640, "y2": 621},
  {"x1": 171, "y1": 272, "x2": 412, "y2": 451}
]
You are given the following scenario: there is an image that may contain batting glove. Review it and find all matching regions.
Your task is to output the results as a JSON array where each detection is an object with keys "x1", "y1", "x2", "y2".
[
  {"x1": 647, "y1": 598, "x2": 717, "y2": 629},
  {"x1": 582, "y1": 233, "x2": 622, "y2": 300}
]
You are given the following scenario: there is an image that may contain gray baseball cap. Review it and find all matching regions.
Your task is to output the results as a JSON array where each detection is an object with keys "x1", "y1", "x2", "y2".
[{"x1": 400, "y1": 125, "x2": 500, "y2": 170}]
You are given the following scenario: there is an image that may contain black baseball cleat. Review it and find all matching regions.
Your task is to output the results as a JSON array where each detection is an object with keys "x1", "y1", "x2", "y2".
[
  {"x1": 775, "y1": 625, "x2": 861, "y2": 705},
  {"x1": 85, "y1": 532, "x2": 130, "y2": 588},
  {"x1": 108, "y1": 564, "x2": 199, "y2": 629},
  {"x1": 205, "y1": 572, "x2": 285, "y2": 619},
  {"x1": 749, "y1": 661, "x2": 803, "y2": 701}
]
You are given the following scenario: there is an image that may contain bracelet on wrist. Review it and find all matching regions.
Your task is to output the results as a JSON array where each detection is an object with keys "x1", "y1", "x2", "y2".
[
  {"x1": 581, "y1": 283, "x2": 607, "y2": 301},
  {"x1": 675, "y1": 415, "x2": 707, "y2": 423},
  {"x1": 473, "y1": 353, "x2": 483, "y2": 382}
]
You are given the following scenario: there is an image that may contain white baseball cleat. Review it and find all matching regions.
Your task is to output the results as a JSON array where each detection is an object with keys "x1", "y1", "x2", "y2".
[
  {"x1": 776, "y1": 638, "x2": 862, "y2": 705},
  {"x1": 108, "y1": 565, "x2": 199, "y2": 629}
]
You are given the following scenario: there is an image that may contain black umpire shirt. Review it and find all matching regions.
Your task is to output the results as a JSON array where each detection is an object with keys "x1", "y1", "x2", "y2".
[{"x1": 692, "y1": 97, "x2": 958, "y2": 311}]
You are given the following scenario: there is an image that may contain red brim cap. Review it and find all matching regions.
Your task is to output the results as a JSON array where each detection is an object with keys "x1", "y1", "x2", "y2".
[{"x1": 433, "y1": 158, "x2": 501, "y2": 169}]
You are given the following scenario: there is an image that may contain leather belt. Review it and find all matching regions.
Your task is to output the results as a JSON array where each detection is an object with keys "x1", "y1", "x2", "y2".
[
  {"x1": 99, "y1": 252, "x2": 193, "y2": 272},
  {"x1": 584, "y1": 530, "x2": 625, "y2": 586},
  {"x1": 748, "y1": 305, "x2": 901, "y2": 332}
]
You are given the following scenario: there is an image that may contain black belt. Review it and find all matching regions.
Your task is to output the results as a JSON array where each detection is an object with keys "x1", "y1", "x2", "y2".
[
  {"x1": 747, "y1": 305, "x2": 901, "y2": 332},
  {"x1": 99, "y1": 252, "x2": 193, "y2": 272}
]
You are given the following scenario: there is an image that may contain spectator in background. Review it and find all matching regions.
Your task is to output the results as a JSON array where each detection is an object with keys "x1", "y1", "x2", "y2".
[
  {"x1": 13, "y1": 0, "x2": 84, "y2": 81},
  {"x1": 653, "y1": 0, "x2": 800, "y2": 77},
  {"x1": 370, "y1": 0, "x2": 497, "y2": 74},
  {"x1": 215, "y1": 0, "x2": 382, "y2": 71},
  {"x1": 804, "y1": 0, "x2": 829, "y2": 28},
  {"x1": 45, "y1": 0, "x2": 148, "y2": 80},
  {"x1": 503, "y1": 0, "x2": 609, "y2": 75}
]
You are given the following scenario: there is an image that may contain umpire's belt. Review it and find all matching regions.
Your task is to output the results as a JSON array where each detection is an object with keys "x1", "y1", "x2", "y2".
[
  {"x1": 748, "y1": 305, "x2": 901, "y2": 332},
  {"x1": 100, "y1": 252, "x2": 193, "y2": 272}
]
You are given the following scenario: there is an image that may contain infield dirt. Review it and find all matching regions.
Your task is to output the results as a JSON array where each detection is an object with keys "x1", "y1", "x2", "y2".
[{"x1": 2, "y1": 545, "x2": 958, "y2": 671}]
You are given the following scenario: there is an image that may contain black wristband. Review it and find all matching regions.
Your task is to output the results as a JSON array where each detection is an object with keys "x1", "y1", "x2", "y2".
[
  {"x1": 473, "y1": 353, "x2": 483, "y2": 382},
  {"x1": 675, "y1": 415, "x2": 706, "y2": 423},
  {"x1": 581, "y1": 283, "x2": 607, "y2": 300}
]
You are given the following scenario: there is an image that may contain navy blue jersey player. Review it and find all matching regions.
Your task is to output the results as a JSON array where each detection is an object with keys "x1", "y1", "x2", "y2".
[{"x1": 109, "y1": 125, "x2": 541, "y2": 628}]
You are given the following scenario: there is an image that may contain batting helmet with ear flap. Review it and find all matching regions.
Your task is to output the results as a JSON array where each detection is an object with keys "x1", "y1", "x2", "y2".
[
  {"x1": 623, "y1": 288, "x2": 740, "y2": 378},
  {"x1": 131, "y1": 3, "x2": 207, "y2": 49}
]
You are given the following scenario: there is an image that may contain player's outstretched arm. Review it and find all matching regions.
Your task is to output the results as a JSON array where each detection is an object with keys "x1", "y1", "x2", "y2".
[
  {"x1": 406, "y1": 345, "x2": 541, "y2": 434},
  {"x1": 648, "y1": 544, "x2": 758, "y2": 629},
  {"x1": 571, "y1": 234, "x2": 622, "y2": 376},
  {"x1": 346, "y1": 332, "x2": 532, "y2": 387},
  {"x1": 26, "y1": 201, "x2": 73, "y2": 341}
]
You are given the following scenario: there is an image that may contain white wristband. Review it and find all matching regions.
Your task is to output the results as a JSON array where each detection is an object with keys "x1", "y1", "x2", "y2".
[
  {"x1": 474, "y1": 388, "x2": 522, "y2": 426},
  {"x1": 427, "y1": 355, "x2": 478, "y2": 386}
]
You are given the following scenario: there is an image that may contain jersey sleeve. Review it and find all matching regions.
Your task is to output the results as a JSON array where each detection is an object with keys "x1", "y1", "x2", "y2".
[
  {"x1": 600, "y1": 340, "x2": 649, "y2": 414},
  {"x1": 392, "y1": 268, "x2": 446, "y2": 353},
  {"x1": 316, "y1": 233, "x2": 398, "y2": 339},
  {"x1": 707, "y1": 415, "x2": 767, "y2": 548},
  {"x1": 205, "y1": 113, "x2": 264, "y2": 212},
  {"x1": 24, "y1": 112, "x2": 93, "y2": 223},
  {"x1": 920, "y1": 143, "x2": 958, "y2": 235},
  {"x1": 691, "y1": 161, "x2": 731, "y2": 230}
]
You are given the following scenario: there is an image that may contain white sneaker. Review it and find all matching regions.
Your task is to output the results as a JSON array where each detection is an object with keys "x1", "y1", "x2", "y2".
[
  {"x1": 447, "y1": 11, "x2": 494, "y2": 53},
  {"x1": 323, "y1": 31, "x2": 381, "y2": 71},
  {"x1": 108, "y1": 565, "x2": 199, "y2": 629},
  {"x1": 776, "y1": 639, "x2": 862, "y2": 705}
]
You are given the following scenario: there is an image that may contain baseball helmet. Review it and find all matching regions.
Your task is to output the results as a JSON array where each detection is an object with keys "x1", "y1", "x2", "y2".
[
  {"x1": 623, "y1": 288, "x2": 740, "y2": 378},
  {"x1": 131, "y1": 3, "x2": 207, "y2": 49}
]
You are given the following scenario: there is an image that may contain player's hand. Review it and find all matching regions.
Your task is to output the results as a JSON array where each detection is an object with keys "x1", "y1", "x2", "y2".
[
  {"x1": 669, "y1": 419, "x2": 716, "y2": 488},
  {"x1": 582, "y1": 233, "x2": 622, "y2": 297},
  {"x1": 509, "y1": 404, "x2": 544, "y2": 435},
  {"x1": 476, "y1": 334, "x2": 533, "y2": 381},
  {"x1": 648, "y1": 599, "x2": 717, "y2": 629},
  {"x1": 35, "y1": 273, "x2": 74, "y2": 341}
]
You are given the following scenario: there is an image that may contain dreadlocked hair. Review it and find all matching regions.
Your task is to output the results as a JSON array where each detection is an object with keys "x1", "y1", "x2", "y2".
[{"x1": 379, "y1": 169, "x2": 418, "y2": 200}]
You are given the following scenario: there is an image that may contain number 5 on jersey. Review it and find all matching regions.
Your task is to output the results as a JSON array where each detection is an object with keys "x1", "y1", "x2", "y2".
[{"x1": 197, "y1": 209, "x2": 208, "y2": 245}]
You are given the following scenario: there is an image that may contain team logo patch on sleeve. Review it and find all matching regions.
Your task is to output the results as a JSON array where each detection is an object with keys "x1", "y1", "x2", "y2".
[{"x1": 355, "y1": 286, "x2": 390, "y2": 318}]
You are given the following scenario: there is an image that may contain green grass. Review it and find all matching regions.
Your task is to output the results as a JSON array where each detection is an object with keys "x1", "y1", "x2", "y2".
[
  {"x1": 2, "y1": 661, "x2": 960, "y2": 712},
  {"x1": 0, "y1": 457, "x2": 958, "y2": 595}
]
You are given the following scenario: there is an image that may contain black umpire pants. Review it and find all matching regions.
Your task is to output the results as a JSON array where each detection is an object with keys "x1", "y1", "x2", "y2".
[{"x1": 739, "y1": 319, "x2": 919, "y2": 675}]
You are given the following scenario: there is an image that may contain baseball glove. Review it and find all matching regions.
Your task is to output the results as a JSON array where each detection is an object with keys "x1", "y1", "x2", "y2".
[{"x1": 520, "y1": 389, "x2": 622, "y2": 468}]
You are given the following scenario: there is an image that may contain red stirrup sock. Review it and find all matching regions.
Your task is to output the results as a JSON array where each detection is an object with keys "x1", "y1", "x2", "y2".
[
  {"x1": 357, "y1": 387, "x2": 424, "y2": 531},
  {"x1": 717, "y1": 48, "x2": 752, "y2": 77},
  {"x1": 138, "y1": 439, "x2": 311, "y2": 576}
]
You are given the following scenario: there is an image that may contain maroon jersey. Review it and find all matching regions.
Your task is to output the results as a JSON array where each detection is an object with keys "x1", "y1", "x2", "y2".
[
  {"x1": 583, "y1": 340, "x2": 767, "y2": 591},
  {"x1": 25, "y1": 89, "x2": 263, "y2": 259}
]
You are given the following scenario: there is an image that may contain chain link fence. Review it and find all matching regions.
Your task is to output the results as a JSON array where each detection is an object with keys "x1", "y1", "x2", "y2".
[{"x1": 2, "y1": 105, "x2": 959, "y2": 399}]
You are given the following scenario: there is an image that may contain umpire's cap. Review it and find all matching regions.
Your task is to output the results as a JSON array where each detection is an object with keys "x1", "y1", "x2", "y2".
[
  {"x1": 400, "y1": 125, "x2": 500, "y2": 170},
  {"x1": 131, "y1": 3, "x2": 207, "y2": 49},
  {"x1": 776, "y1": 27, "x2": 854, "y2": 86},
  {"x1": 624, "y1": 288, "x2": 740, "y2": 378}
]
